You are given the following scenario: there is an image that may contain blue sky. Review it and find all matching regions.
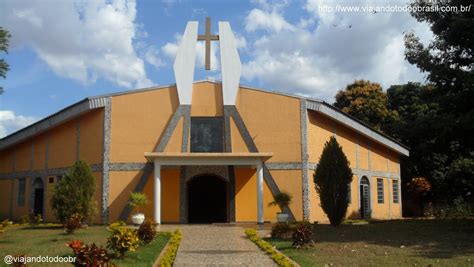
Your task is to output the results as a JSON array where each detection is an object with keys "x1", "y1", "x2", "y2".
[{"x1": 0, "y1": 0, "x2": 432, "y2": 137}]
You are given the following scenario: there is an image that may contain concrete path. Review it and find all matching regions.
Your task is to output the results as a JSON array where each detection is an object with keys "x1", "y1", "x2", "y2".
[{"x1": 159, "y1": 224, "x2": 276, "y2": 266}]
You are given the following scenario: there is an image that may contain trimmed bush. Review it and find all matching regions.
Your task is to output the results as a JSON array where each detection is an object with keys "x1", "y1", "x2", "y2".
[
  {"x1": 160, "y1": 229, "x2": 182, "y2": 267},
  {"x1": 137, "y1": 219, "x2": 157, "y2": 244},
  {"x1": 291, "y1": 221, "x2": 314, "y2": 248},
  {"x1": 245, "y1": 229, "x2": 295, "y2": 267},
  {"x1": 108, "y1": 220, "x2": 127, "y2": 230},
  {"x1": 314, "y1": 136, "x2": 353, "y2": 226},
  {"x1": 51, "y1": 160, "x2": 97, "y2": 223},
  {"x1": 107, "y1": 228, "x2": 140, "y2": 258}
]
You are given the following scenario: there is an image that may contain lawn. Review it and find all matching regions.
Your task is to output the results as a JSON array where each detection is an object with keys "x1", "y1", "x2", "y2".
[
  {"x1": 0, "y1": 224, "x2": 169, "y2": 266},
  {"x1": 268, "y1": 219, "x2": 474, "y2": 267}
]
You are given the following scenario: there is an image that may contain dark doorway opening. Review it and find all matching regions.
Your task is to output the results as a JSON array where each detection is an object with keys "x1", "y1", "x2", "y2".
[
  {"x1": 187, "y1": 175, "x2": 228, "y2": 223},
  {"x1": 360, "y1": 176, "x2": 371, "y2": 219},
  {"x1": 33, "y1": 178, "x2": 44, "y2": 216}
]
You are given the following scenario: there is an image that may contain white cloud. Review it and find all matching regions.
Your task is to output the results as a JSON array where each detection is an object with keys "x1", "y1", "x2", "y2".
[
  {"x1": 245, "y1": 9, "x2": 294, "y2": 32},
  {"x1": 1, "y1": 0, "x2": 152, "y2": 88},
  {"x1": 0, "y1": 110, "x2": 37, "y2": 138},
  {"x1": 241, "y1": 0, "x2": 433, "y2": 101},
  {"x1": 144, "y1": 46, "x2": 165, "y2": 69}
]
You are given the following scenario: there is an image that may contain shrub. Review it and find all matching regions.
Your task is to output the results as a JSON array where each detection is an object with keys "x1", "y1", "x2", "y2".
[
  {"x1": 67, "y1": 240, "x2": 114, "y2": 266},
  {"x1": 449, "y1": 196, "x2": 472, "y2": 218},
  {"x1": 291, "y1": 221, "x2": 314, "y2": 248},
  {"x1": 160, "y1": 229, "x2": 182, "y2": 267},
  {"x1": 314, "y1": 137, "x2": 353, "y2": 226},
  {"x1": 271, "y1": 223, "x2": 293, "y2": 239},
  {"x1": 109, "y1": 220, "x2": 127, "y2": 230},
  {"x1": 107, "y1": 228, "x2": 139, "y2": 258},
  {"x1": 65, "y1": 213, "x2": 83, "y2": 234},
  {"x1": 51, "y1": 160, "x2": 97, "y2": 223},
  {"x1": 137, "y1": 219, "x2": 157, "y2": 244},
  {"x1": 20, "y1": 215, "x2": 29, "y2": 225},
  {"x1": 245, "y1": 229, "x2": 295, "y2": 267},
  {"x1": 269, "y1": 192, "x2": 293, "y2": 208},
  {"x1": 128, "y1": 192, "x2": 148, "y2": 213},
  {"x1": 29, "y1": 211, "x2": 43, "y2": 225}
]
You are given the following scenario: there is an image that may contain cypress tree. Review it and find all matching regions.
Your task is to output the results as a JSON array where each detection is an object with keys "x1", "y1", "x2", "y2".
[{"x1": 314, "y1": 136, "x2": 353, "y2": 226}]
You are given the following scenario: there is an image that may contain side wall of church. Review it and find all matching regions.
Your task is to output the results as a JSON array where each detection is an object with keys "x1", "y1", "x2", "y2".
[
  {"x1": 0, "y1": 109, "x2": 104, "y2": 222},
  {"x1": 307, "y1": 110, "x2": 402, "y2": 222}
]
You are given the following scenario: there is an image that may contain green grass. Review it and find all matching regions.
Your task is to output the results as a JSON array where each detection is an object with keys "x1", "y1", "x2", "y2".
[
  {"x1": 115, "y1": 233, "x2": 170, "y2": 267},
  {"x1": 267, "y1": 219, "x2": 474, "y2": 267},
  {"x1": 0, "y1": 224, "x2": 170, "y2": 267}
]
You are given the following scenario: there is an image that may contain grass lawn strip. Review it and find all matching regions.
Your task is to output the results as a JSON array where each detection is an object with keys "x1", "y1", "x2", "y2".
[
  {"x1": 267, "y1": 219, "x2": 474, "y2": 267},
  {"x1": 114, "y1": 233, "x2": 170, "y2": 267}
]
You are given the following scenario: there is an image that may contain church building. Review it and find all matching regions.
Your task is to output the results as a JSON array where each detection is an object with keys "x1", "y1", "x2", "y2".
[{"x1": 0, "y1": 19, "x2": 408, "y2": 224}]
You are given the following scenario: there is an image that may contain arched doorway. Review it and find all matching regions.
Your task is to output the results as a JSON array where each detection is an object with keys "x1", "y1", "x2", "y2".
[
  {"x1": 360, "y1": 176, "x2": 371, "y2": 219},
  {"x1": 32, "y1": 178, "x2": 44, "y2": 216},
  {"x1": 187, "y1": 175, "x2": 228, "y2": 223}
]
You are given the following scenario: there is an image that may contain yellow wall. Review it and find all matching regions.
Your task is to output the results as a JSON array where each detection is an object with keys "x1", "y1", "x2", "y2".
[
  {"x1": 110, "y1": 87, "x2": 179, "y2": 163},
  {"x1": 108, "y1": 169, "x2": 180, "y2": 223},
  {"x1": 79, "y1": 110, "x2": 104, "y2": 164},
  {"x1": 33, "y1": 134, "x2": 47, "y2": 170},
  {"x1": 0, "y1": 180, "x2": 13, "y2": 218},
  {"x1": 230, "y1": 117, "x2": 248, "y2": 153},
  {"x1": 164, "y1": 117, "x2": 184, "y2": 153},
  {"x1": 48, "y1": 121, "x2": 77, "y2": 169},
  {"x1": 236, "y1": 88, "x2": 301, "y2": 162},
  {"x1": 191, "y1": 82, "x2": 224, "y2": 117},
  {"x1": 308, "y1": 111, "x2": 334, "y2": 163}
]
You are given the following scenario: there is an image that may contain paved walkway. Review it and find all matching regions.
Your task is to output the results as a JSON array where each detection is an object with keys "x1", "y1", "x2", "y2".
[{"x1": 158, "y1": 224, "x2": 277, "y2": 266}]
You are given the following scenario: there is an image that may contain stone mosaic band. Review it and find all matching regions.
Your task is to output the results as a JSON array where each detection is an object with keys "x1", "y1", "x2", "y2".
[
  {"x1": 300, "y1": 99, "x2": 310, "y2": 221},
  {"x1": 101, "y1": 97, "x2": 112, "y2": 223}
]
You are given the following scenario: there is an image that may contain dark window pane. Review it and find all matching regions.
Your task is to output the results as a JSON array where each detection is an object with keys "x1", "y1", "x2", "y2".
[
  {"x1": 377, "y1": 178, "x2": 384, "y2": 204},
  {"x1": 392, "y1": 180, "x2": 399, "y2": 203},
  {"x1": 190, "y1": 117, "x2": 224, "y2": 152}
]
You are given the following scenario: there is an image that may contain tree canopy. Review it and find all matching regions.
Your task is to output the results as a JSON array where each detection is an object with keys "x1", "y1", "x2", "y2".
[{"x1": 0, "y1": 26, "x2": 11, "y2": 94}]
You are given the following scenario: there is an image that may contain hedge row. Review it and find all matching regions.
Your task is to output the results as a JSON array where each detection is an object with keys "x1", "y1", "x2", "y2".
[
  {"x1": 159, "y1": 229, "x2": 182, "y2": 267},
  {"x1": 245, "y1": 229, "x2": 295, "y2": 267}
]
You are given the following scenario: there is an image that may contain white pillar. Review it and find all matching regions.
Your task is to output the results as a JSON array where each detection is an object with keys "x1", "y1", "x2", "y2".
[
  {"x1": 154, "y1": 160, "x2": 161, "y2": 224},
  {"x1": 257, "y1": 161, "x2": 264, "y2": 224}
]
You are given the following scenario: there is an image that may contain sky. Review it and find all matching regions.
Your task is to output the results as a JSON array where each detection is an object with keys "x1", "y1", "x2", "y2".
[{"x1": 0, "y1": 0, "x2": 433, "y2": 137}]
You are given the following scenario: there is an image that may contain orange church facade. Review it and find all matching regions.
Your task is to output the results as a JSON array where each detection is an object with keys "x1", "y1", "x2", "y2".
[{"x1": 0, "y1": 80, "x2": 408, "y2": 224}]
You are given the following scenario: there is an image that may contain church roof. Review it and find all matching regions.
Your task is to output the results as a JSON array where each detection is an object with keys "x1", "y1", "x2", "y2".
[{"x1": 0, "y1": 79, "x2": 409, "y2": 156}]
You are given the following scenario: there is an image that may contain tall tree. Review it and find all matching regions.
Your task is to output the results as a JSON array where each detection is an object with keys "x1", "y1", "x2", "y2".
[
  {"x1": 51, "y1": 160, "x2": 97, "y2": 223},
  {"x1": 334, "y1": 80, "x2": 398, "y2": 132},
  {"x1": 404, "y1": 0, "x2": 474, "y2": 203},
  {"x1": 0, "y1": 26, "x2": 11, "y2": 94},
  {"x1": 314, "y1": 137, "x2": 353, "y2": 226}
]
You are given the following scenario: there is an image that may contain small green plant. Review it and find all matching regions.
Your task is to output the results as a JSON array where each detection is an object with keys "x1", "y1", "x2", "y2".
[
  {"x1": 245, "y1": 229, "x2": 295, "y2": 267},
  {"x1": 292, "y1": 221, "x2": 314, "y2": 248},
  {"x1": 160, "y1": 229, "x2": 182, "y2": 267},
  {"x1": 65, "y1": 213, "x2": 83, "y2": 234},
  {"x1": 137, "y1": 219, "x2": 157, "y2": 244},
  {"x1": 67, "y1": 240, "x2": 114, "y2": 266},
  {"x1": 20, "y1": 215, "x2": 29, "y2": 225},
  {"x1": 28, "y1": 211, "x2": 43, "y2": 225},
  {"x1": 269, "y1": 192, "x2": 293, "y2": 208},
  {"x1": 107, "y1": 228, "x2": 139, "y2": 258},
  {"x1": 128, "y1": 192, "x2": 148, "y2": 213},
  {"x1": 449, "y1": 196, "x2": 472, "y2": 218},
  {"x1": 271, "y1": 223, "x2": 293, "y2": 239},
  {"x1": 109, "y1": 220, "x2": 127, "y2": 230}
]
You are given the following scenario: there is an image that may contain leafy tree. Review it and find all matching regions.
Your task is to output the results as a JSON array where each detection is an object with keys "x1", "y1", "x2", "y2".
[
  {"x1": 334, "y1": 80, "x2": 398, "y2": 131},
  {"x1": 314, "y1": 137, "x2": 353, "y2": 226},
  {"x1": 51, "y1": 160, "x2": 97, "y2": 223},
  {"x1": 404, "y1": 0, "x2": 474, "y2": 203},
  {"x1": 0, "y1": 26, "x2": 11, "y2": 94}
]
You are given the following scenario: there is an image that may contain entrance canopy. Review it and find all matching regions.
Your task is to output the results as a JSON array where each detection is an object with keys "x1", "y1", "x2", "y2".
[
  {"x1": 144, "y1": 152, "x2": 273, "y2": 224},
  {"x1": 144, "y1": 152, "x2": 272, "y2": 166}
]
